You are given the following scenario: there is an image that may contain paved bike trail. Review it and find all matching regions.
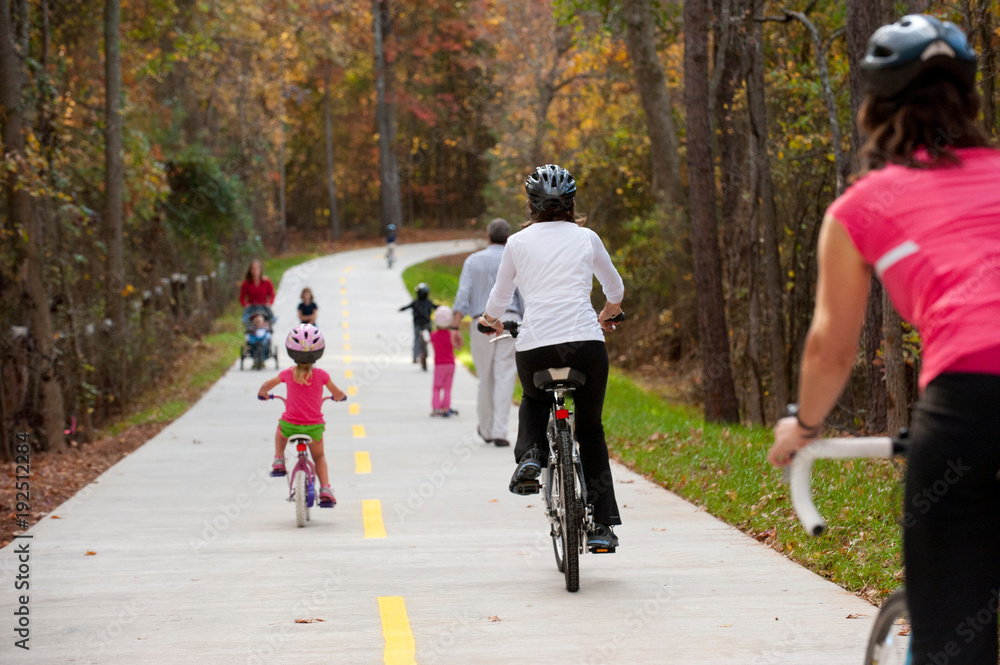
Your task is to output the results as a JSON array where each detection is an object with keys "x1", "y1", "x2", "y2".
[{"x1": 1, "y1": 240, "x2": 879, "y2": 664}]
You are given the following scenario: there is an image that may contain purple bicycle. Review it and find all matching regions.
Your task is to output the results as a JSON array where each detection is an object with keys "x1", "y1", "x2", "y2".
[{"x1": 260, "y1": 393, "x2": 344, "y2": 527}]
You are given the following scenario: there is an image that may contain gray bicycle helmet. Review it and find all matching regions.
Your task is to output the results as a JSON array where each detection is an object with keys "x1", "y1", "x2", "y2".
[
  {"x1": 525, "y1": 164, "x2": 576, "y2": 212},
  {"x1": 415, "y1": 282, "x2": 430, "y2": 298},
  {"x1": 861, "y1": 14, "x2": 977, "y2": 98}
]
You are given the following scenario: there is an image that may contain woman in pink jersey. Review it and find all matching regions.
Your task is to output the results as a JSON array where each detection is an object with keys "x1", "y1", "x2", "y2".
[
  {"x1": 768, "y1": 16, "x2": 1000, "y2": 665},
  {"x1": 259, "y1": 324, "x2": 346, "y2": 507}
]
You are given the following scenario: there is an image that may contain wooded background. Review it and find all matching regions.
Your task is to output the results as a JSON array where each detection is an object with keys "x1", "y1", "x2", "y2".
[{"x1": 2, "y1": 0, "x2": 997, "y2": 458}]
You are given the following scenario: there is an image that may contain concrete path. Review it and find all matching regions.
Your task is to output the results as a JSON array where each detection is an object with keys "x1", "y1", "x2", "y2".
[{"x1": 1, "y1": 240, "x2": 879, "y2": 664}]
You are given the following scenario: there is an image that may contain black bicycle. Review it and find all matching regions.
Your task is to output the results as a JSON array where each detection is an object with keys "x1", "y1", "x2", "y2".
[
  {"x1": 788, "y1": 430, "x2": 914, "y2": 664},
  {"x1": 480, "y1": 313, "x2": 624, "y2": 592}
]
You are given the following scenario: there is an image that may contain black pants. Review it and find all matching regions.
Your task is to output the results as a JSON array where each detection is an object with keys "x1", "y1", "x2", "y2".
[
  {"x1": 514, "y1": 341, "x2": 621, "y2": 525},
  {"x1": 904, "y1": 373, "x2": 1000, "y2": 665}
]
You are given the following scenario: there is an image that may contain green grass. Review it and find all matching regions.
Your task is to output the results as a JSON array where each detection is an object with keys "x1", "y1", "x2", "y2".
[{"x1": 603, "y1": 371, "x2": 903, "y2": 602}]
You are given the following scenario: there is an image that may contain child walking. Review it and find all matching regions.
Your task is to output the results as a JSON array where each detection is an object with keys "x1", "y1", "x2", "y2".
[
  {"x1": 430, "y1": 306, "x2": 458, "y2": 417},
  {"x1": 258, "y1": 324, "x2": 346, "y2": 507},
  {"x1": 297, "y1": 287, "x2": 318, "y2": 324}
]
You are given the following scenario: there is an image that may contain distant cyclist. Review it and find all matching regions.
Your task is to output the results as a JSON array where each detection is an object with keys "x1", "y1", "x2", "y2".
[
  {"x1": 385, "y1": 224, "x2": 397, "y2": 267},
  {"x1": 480, "y1": 164, "x2": 625, "y2": 550},
  {"x1": 768, "y1": 16, "x2": 1000, "y2": 665},
  {"x1": 399, "y1": 283, "x2": 437, "y2": 365}
]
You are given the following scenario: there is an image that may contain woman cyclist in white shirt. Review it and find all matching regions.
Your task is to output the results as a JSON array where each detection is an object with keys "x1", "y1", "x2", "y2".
[{"x1": 480, "y1": 164, "x2": 625, "y2": 550}]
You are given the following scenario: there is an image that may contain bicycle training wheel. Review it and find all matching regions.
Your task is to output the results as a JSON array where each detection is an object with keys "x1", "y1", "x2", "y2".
[
  {"x1": 558, "y1": 429, "x2": 581, "y2": 592},
  {"x1": 293, "y1": 470, "x2": 307, "y2": 528},
  {"x1": 546, "y1": 465, "x2": 565, "y2": 573},
  {"x1": 865, "y1": 588, "x2": 910, "y2": 665}
]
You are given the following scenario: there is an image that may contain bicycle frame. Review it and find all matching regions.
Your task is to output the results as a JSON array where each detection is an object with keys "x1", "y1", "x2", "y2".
[
  {"x1": 543, "y1": 387, "x2": 593, "y2": 548},
  {"x1": 286, "y1": 436, "x2": 317, "y2": 506}
]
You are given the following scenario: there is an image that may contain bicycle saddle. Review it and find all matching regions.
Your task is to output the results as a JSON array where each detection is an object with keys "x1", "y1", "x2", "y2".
[{"x1": 533, "y1": 367, "x2": 587, "y2": 392}]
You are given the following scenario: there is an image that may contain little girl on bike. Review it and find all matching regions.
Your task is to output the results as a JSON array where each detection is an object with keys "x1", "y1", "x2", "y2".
[
  {"x1": 430, "y1": 305, "x2": 458, "y2": 417},
  {"x1": 258, "y1": 324, "x2": 346, "y2": 507}
]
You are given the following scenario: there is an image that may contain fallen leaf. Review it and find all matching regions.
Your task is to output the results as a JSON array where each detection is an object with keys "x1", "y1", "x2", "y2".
[
  {"x1": 652, "y1": 528, "x2": 667, "y2": 532},
  {"x1": 488, "y1": 499, "x2": 498, "y2": 503},
  {"x1": 846, "y1": 613, "x2": 867, "y2": 619},
  {"x1": 526, "y1": 504, "x2": 533, "y2": 508},
  {"x1": 488, "y1": 615, "x2": 501, "y2": 622},
  {"x1": 138, "y1": 637, "x2": 148, "y2": 640},
  {"x1": 718, "y1": 624, "x2": 732, "y2": 628},
  {"x1": 294, "y1": 618, "x2": 326, "y2": 624},
  {"x1": 51, "y1": 515, "x2": 61, "y2": 519},
  {"x1": 85, "y1": 550, "x2": 97, "y2": 556},
  {"x1": 618, "y1": 479, "x2": 634, "y2": 484}
]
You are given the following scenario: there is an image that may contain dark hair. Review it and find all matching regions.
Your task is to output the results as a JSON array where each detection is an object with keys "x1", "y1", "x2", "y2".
[
  {"x1": 855, "y1": 72, "x2": 992, "y2": 178},
  {"x1": 521, "y1": 201, "x2": 583, "y2": 229},
  {"x1": 244, "y1": 259, "x2": 264, "y2": 283}
]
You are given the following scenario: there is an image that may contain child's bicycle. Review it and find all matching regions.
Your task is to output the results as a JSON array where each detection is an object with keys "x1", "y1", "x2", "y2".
[
  {"x1": 787, "y1": 430, "x2": 913, "y2": 664},
  {"x1": 480, "y1": 312, "x2": 625, "y2": 592},
  {"x1": 260, "y1": 393, "x2": 344, "y2": 528}
]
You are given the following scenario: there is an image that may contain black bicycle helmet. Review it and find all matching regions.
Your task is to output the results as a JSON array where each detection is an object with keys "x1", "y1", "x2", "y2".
[
  {"x1": 861, "y1": 14, "x2": 977, "y2": 99},
  {"x1": 525, "y1": 164, "x2": 576, "y2": 212},
  {"x1": 415, "y1": 282, "x2": 429, "y2": 298}
]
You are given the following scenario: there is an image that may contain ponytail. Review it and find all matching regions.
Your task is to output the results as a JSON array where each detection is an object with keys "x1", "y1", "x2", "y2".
[{"x1": 293, "y1": 363, "x2": 313, "y2": 385}]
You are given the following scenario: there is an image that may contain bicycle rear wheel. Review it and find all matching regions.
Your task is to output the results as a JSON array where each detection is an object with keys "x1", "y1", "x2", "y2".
[
  {"x1": 293, "y1": 470, "x2": 307, "y2": 528},
  {"x1": 558, "y1": 428, "x2": 581, "y2": 592},
  {"x1": 865, "y1": 588, "x2": 910, "y2": 665}
]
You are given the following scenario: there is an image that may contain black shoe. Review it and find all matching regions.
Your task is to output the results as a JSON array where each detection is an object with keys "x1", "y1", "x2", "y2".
[
  {"x1": 477, "y1": 427, "x2": 493, "y2": 444},
  {"x1": 587, "y1": 523, "x2": 619, "y2": 552},
  {"x1": 509, "y1": 449, "x2": 542, "y2": 495},
  {"x1": 493, "y1": 438, "x2": 510, "y2": 447}
]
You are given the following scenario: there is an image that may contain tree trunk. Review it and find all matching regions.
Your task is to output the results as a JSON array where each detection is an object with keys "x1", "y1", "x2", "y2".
[
  {"x1": 0, "y1": 0, "x2": 67, "y2": 452},
  {"x1": 104, "y1": 0, "x2": 125, "y2": 338},
  {"x1": 622, "y1": 0, "x2": 683, "y2": 207},
  {"x1": 846, "y1": 0, "x2": 888, "y2": 433},
  {"x1": 746, "y1": 6, "x2": 788, "y2": 420},
  {"x1": 373, "y1": 0, "x2": 403, "y2": 231},
  {"x1": 323, "y1": 74, "x2": 342, "y2": 241},
  {"x1": 684, "y1": 0, "x2": 740, "y2": 423},
  {"x1": 276, "y1": 10, "x2": 288, "y2": 253}
]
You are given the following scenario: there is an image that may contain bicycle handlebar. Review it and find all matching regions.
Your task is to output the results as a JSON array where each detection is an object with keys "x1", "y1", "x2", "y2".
[
  {"x1": 259, "y1": 393, "x2": 347, "y2": 402},
  {"x1": 475, "y1": 311, "x2": 625, "y2": 335},
  {"x1": 788, "y1": 436, "x2": 906, "y2": 536}
]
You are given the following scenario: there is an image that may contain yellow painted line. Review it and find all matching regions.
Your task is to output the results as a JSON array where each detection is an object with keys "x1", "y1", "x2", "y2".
[
  {"x1": 344, "y1": 265, "x2": 355, "y2": 272},
  {"x1": 343, "y1": 332, "x2": 351, "y2": 341},
  {"x1": 364, "y1": 500, "x2": 387, "y2": 539},
  {"x1": 342, "y1": 321, "x2": 349, "y2": 329},
  {"x1": 355, "y1": 451, "x2": 371, "y2": 474},
  {"x1": 349, "y1": 403, "x2": 360, "y2": 415},
  {"x1": 378, "y1": 596, "x2": 415, "y2": 663},
  {"x1": 342, "y1": 309, "x2": 350, "y2": 317},
  {"x1": 342, "y1": 298, "x2": 348, "y2": 306},
  {"x1": 352, "y1": 424, "x2": 366, "y2": 438},
  {"x1": 340, "y1": 288, "x2": 346, "y2": 295},
  {"x1": 340, "y1": 277, "x2": 346, "y2": 284},
  {"x1": 344, "y1": 355, "x2": 353, "y2": 364},
  {"x1": 345, "y1": 369, "x2": 354, "y2": 378},
  {"x1": 347, "y1": 386, "x2": 357, "y2": 396},
  {"x1": 344, "y1": 344, "x2": 351, "y2": 351}
]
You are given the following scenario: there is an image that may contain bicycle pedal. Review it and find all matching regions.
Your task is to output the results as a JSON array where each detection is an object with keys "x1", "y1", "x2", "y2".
[
  {"x1": 512, "y1": 480, "x2": 540, "y2": 495},
  {"x1": 269, "y1": 470, "x2": 286, "y2": 477},
  {"x1": 319, "y1": 500, "x2": 336, "y2": 508},
  {"x1": 589, "y1": 545, "x2": 616, "y2": 554}
]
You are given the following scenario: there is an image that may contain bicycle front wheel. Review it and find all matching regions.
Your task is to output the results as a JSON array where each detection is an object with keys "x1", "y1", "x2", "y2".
[
  {"x1": 293, "y1": 470, "x2": 307, "y2": 528},
  {"x1": 558, "y1": 428, "x2": 581, "y2": 592},
  {"x1": 865, "y1": 588, "x2": 910, "y2": 665}
]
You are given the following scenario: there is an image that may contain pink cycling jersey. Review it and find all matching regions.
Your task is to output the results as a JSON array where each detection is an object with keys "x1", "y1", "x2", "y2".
[
  {"x1": 828, "y1": 147, "x2": 1000, "y2": 389},
  {"x1": 430, "y1": 329, "x2": 454, "y2": 365},
  {"x1": 279, "y1": 367, "x2": 331, "y2": 425}
]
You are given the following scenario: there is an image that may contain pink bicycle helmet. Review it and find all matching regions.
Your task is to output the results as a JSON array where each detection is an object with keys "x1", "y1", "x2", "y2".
[{"x1": 285, "y1": 324, "x2": 325, "y2": 364}]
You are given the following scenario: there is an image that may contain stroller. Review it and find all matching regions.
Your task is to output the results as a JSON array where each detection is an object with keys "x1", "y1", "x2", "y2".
[{"x1": 240, "y1": 305, "x2": 279, "y2": 370}]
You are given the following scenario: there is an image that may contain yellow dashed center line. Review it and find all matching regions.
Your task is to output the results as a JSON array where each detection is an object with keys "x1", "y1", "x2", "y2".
[
  {"x1": 342, "y1": 321, "x2": 349, "y2": 329},
  {"x1": 378, "y1": 596, "x2": 416, "y2": 664},
  {"x1": 344, "y1": 355, "x2": 353, "y2": 364},
  {"x1": 355, "y1": 451, "x2": 371, "y2": 474},
  {"x1": 344, "y1": 344, "x2": 351, "y2": 351},
  {"x1": 345, "y1": 369, "x2": 354, "y2": 379},
  {"x1": 347, "y1": 386, "x2": 357, "y2": 396},
  {"x1": 343, "y1": 333, "x2": 350, "y2": 341},
  {"x1": 349, "y1": 403, "x2": 360, "y2": 415},
  {"x1": 364, "y1": 500, "x2": 387, "y2": 539},
  {"x1": 342, "y1": 299, "x2": 348, "y2": 306},
  {"x1": 340, "y1": 277, "x2": 346, "y2": 285},
  {"x1": 352, "y1": 424, "x2": 366, "y2": 438},
  {"x1": 342, "y1": 309, "x2": 350, "y2": 317},
  {"x1": 344, "y1": 265, "x2": 355, "y2": 272},
  {"x1": 340, "y1": 288, "x2": 346, "y2": 295}
]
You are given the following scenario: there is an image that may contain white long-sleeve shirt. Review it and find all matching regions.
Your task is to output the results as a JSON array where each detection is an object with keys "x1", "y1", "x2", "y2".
[{"x1": 484, "y1": 222, "x2": 625, "y2": 351}]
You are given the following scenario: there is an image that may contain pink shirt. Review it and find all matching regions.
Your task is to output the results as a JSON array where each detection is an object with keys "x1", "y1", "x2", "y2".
[
  {"x1": 430, "y1": 329, "x2": 454, "y2": 366},
  {"x1": 279, "y1": 367, "x2": 331, "y2": 425},
  {"x1": 828, "y1": 147, "x2": 1000, "y2": 389}
]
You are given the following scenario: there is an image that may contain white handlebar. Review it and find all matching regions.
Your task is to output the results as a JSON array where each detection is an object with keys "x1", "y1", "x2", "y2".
[{"x1": 788, "y1": 437, "x2": 894, "y2": 536}]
